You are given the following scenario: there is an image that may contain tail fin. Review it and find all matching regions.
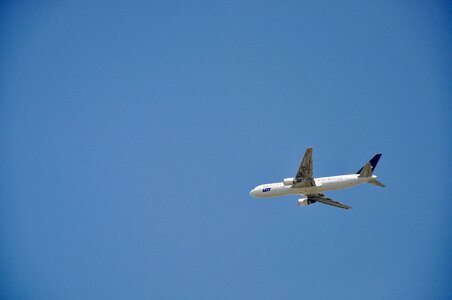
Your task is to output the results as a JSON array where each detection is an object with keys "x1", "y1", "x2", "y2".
[{"x1": 356, "y1": 154, "x2": 382, "y2": 174}]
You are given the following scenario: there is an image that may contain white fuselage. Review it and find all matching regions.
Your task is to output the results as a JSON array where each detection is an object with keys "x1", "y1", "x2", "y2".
[{"x1": 250, "y1": 174, "x2": 378, "y2": 198}]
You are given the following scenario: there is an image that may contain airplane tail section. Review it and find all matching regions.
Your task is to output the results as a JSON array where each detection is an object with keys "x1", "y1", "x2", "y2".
[
  {"x1": 356, "y1": 154, "x2": 382, "y2": 175},
  {"x1": 356, "y1": 154, "x2": 385, "y2": 187}
]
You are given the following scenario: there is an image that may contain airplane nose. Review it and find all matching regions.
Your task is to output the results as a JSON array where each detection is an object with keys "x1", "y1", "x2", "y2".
[{"x1": 249, "y1": 189, "x2": 255, "y2": 197}]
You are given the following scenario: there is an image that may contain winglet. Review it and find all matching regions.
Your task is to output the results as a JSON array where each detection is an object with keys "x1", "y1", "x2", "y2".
[{"x1": 356, "y1": 154, "x2": 382, "y2": 174}]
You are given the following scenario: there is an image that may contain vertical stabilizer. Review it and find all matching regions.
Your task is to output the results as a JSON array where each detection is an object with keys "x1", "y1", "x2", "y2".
[{"x1": 356, "y1": 154, "x2": 382, "y2": 174}]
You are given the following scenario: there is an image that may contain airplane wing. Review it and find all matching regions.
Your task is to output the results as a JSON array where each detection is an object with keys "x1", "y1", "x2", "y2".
[
  {"x1": 307, "y1": 193, "x2": 352, "y2": 209},
  {"x1": 293, "y1": 147, "x2": 315, "y2": 187}
]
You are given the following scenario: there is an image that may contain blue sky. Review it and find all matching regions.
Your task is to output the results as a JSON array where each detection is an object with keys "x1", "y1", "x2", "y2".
[{"x1": 1, "y1": 1, "x2": 450, "y2": 299}]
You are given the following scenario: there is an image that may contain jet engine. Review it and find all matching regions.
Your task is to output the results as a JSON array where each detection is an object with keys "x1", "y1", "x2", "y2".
[
  {"x1": 283, "y1": 177, "x2": 295, "y2": 186},
  {"x1": 298, "y1": 198, "x2": 315, "y2": 206}
]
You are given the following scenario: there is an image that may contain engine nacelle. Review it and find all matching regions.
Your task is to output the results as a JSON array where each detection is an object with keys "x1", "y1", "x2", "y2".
[
  {"x1": 298, "y1": 198, "x2": 315, "y2": 206},
  {"x1": 283, "y1": 177, "x2": 295, "y2": 186}
]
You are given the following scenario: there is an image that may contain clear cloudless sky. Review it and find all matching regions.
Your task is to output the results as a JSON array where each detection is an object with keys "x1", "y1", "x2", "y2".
[{"x1": 0, "y1": 1, "x2": 451, "y2": 299}]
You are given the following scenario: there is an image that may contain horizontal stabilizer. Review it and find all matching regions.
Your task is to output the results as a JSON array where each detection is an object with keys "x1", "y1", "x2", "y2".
[
  {"x1": 368, "y1": 179, "x2": 386, "y2": 187},
  {"x1": 358, "y1": 162, "x2": 372, "y2": 178}
]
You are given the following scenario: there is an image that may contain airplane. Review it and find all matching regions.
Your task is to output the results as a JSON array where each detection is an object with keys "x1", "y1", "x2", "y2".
[{"x1": 249, "y1": 147, "x2": 385, "y2": 209}]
